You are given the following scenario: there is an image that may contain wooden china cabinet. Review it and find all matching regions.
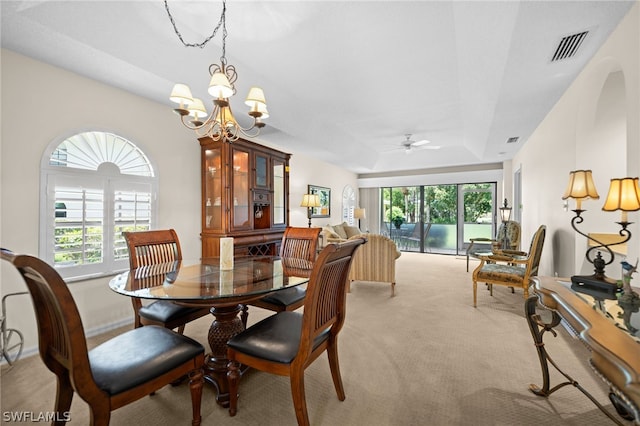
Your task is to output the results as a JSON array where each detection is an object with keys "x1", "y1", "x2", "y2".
[{"x1": 199, "y1": 136, "x2": 290, "y2": 258}]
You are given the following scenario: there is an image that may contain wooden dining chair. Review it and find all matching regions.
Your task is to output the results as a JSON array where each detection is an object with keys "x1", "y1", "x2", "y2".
[
  {"x1": 0, "y1": 248, "x2": 205, "y2": 426},
  {"x1": 244, "y1": 227, "x2": 321, "y2": 324},
  {"x1": 227, "y1": 238, "x2": 367, "y2": 426},
  {"x1": 123, "y1": 229, "x2": 211, "y2": 334}
]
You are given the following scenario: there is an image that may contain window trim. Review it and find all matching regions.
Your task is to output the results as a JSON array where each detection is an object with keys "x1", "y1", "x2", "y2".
[{"x1": 39, "y1": 131, "x2": 158, "y2": 282}]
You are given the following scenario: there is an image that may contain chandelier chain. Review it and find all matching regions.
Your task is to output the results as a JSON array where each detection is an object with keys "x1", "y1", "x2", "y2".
[{"x1": 164, "y1": 0, "x2": 228, "y2": 60}]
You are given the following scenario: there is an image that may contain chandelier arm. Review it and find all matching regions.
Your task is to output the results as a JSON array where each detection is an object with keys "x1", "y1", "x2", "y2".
[{"x1": 164, "y1": 0, "x2": 227, "y2": 50}]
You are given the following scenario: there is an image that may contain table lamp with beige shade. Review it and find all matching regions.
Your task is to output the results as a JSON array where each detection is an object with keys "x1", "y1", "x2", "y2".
[
  {"x1": 300, "y1": 193, "x2": 321, "y2": 228},
  {"x1": 562, "y1": 170, "x2": 640, "y2": 294}
]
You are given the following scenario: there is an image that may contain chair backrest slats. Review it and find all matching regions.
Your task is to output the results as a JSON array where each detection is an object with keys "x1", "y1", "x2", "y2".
[
  {"x1": 123, "y1": 229, "x2": 182, "y2": 269},
  {"x1": 299, "y1": 238, "x2": 366, "y2": 357},
  {"x1": 279, "y1": 227, "x2": 321, "y2": 262}
]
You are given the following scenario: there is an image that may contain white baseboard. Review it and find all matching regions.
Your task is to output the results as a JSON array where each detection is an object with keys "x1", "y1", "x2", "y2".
[{"x1": 3, "y1": 318, "x2": 134, "y2": 366}]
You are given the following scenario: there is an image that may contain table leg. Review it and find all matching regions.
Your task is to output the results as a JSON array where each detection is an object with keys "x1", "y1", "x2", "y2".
[
  {"x1": 204, "y1": 304, "x2": 244, "y2": 407},
  {"x1": 525, "y1": 296, "x2": 629, "y2": 425}
]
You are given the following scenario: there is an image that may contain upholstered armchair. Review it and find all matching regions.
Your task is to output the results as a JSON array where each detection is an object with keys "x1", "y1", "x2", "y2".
[
  {"x1": 472, "y1": 225, "x2": 546, "y2": 307},
  {"x1": 348, "y1": 233, "x2": 401, "y2": 295},
  {"x1": 466, "y1": 220, "x2": 521, "y2": 271}
]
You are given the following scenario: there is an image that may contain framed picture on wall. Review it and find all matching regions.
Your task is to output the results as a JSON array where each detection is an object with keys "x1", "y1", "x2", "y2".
[{"x1": 309, "y1": 185, "x2": 331, "y2": 218}]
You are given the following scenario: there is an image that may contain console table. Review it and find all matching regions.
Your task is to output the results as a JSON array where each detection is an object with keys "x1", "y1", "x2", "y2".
[{"x1": 526, "y1": 276, "x2": 640, "y2": 424}]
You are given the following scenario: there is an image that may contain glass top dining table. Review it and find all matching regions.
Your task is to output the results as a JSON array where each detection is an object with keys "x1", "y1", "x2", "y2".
[
  {"x1": 109, "y1": 255, "x2": 313, "y2": 407},
  {"x1": 109, "y1": 256, "x2": 312, "y2": 305}
]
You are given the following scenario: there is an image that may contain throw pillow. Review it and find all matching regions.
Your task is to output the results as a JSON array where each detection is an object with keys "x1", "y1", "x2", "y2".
[
  {"x1": 332, "y1": 223, "x2": 348, "y2": 239},
  {"x1": 343, "y1": 225, "x2": 362, "y2": 238},
  {"x1": 322, "y1": 226, "x2": 342, "y2": 239}
]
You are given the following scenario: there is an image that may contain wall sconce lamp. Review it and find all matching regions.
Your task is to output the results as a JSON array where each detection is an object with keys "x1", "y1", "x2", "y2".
[
  {"x1": 300, "y1": 194, "x2": 321, "y2": 228},
  {"x1": 354, "y1": 208, "x2": 366, "y2": 230},
  {"x1": 562, "y1": 170, "x2": 640, "y2": 294}
]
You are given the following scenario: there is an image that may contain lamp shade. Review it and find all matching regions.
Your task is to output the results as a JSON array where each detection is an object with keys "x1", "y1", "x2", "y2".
[
  {"x1": 354, "y1": 208, "x2": 366, "y2": 220},
  {"x1": 188, "y1": 98, "x2": 207, "y2": 118},
  {"x1": 499, "y1": 199, "x2": 512, "y2": 223},
  {"x1": 602, "y1": 178, "x2": 640, "y2": 221},
  {"x1": 208, "y1": 72, "x2": 234, "y2": 99},
  {"x1": 255, "y1": 102, "x2": 269, "y2": 119},
  {"x1": 245, "y1": 87, "x2": 267, "y2": 108},
  {"x1": 562, "y1": 170, "x2": 599, "y2": 210},
  {"x1": 300, "y1": 194, "x2": 321, "y2": 208},
  {"x1": 169, "y1": 83, "x2": 193, "y2": 105}
]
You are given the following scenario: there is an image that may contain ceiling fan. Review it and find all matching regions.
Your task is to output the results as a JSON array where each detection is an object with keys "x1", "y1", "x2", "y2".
[{"x1": 391, "y1": 134, "x2": 441, "y2": 154}]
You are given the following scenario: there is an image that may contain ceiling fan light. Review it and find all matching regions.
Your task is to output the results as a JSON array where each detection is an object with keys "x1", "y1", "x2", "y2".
[{"x1": 208, "y1": 72, "x2": 234, "y2": 99}]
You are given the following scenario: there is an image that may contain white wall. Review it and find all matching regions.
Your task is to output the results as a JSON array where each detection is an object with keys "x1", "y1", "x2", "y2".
[
  {"x1": 0, "y1": 49, "x2": 356, "y2": 356},
  {"x1": 511, "y1": 3, "x2": 640, "y2": 278},
  {"x1": 287, "y1": 154, "x2": 359, "y2": 229}
]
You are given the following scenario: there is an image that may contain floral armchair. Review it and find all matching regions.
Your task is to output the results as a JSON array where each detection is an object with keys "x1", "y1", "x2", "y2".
[
  {"x1": 466, "y1": 220, "x2": 521, "y2": 272},
  {"x1": 347, "y1": 233, "x2": 401, "y2": 296},
  {"x1": 471, "y1": 225, "x2": 546, "y2": 307}
]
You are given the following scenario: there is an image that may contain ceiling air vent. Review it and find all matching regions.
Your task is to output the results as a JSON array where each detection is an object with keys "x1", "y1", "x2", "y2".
[
  {"x1": 506, "y1": 137, "x2": 519, "y2": 144},
  {"x1": 551, "y1": 31, "x2": 589, "y2": 62}
]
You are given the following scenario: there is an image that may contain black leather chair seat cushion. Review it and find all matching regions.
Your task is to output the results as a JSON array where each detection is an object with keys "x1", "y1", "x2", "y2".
[
  {"x1": 139, "y1": 300, "x2": 205, "y2": 322},
  {"x1": 227, "y1": 311, "x2": 329, "y2": 364},
  {"x1": 259, "y1": 287, "x2": 306, "y2": 307},
  {"x1": 89, "y1": 326, "x2": 204, "y2": 395}
]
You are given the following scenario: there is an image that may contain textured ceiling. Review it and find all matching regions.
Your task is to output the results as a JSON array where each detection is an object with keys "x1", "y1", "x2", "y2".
[{"x1": 1, "y1": 1, "x2": 635, "y2": 175}]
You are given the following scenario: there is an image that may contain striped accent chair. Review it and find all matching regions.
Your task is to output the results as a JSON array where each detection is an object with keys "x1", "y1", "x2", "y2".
[{"x1": 348, "y1": 233, "x2": 400, "y2": 296}]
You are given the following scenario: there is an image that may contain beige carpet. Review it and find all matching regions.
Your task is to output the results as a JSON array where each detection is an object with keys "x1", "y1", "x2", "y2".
[{"x1": 0, "y1": 253, "x2": 622, "y2": 425}]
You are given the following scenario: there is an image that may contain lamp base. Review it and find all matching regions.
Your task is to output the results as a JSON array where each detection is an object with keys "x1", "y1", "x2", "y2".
[{"x1": 570, "y1": 274, "x2": 620, "y2": 295}]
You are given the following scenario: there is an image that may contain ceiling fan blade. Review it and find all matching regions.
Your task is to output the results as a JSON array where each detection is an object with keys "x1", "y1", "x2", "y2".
[{"x1": 411, "y1": 139, "x2": 431, "y2": 147}]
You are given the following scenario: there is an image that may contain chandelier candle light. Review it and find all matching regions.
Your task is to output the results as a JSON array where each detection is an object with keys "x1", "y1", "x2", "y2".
[
  {"x1": 562, "y1": 170, "x2": 640, "y2": 294},
  {"x1": 166, "y1": 0, "x2": 268, "y2": 142}
]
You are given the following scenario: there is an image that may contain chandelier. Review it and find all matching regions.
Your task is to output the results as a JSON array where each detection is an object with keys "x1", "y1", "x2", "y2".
[{"x1": 165, "y1": 0, "x2": 268, "y2": 142}]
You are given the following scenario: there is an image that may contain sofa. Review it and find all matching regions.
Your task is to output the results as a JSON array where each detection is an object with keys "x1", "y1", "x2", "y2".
[
  {"x1": 320, "y1": 222, "x2": 363, "y2": 246},
  {"x1": 347, "y1": 233, "x2": 401, "y2": 296}
]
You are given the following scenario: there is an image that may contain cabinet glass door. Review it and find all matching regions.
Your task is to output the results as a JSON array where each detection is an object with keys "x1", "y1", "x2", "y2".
[
  {"x1": 204, "y1": 147, "x2": 222, "y2": 230},
  {"x1": 255, "y1": 153, "x2": 269, "y2": 189},
  {"x1": 232, "y1": 148, "x2": 251, "y2": 229},
  {"x1": 273, "y1": 159, "x2": 286, "y2": 225}
]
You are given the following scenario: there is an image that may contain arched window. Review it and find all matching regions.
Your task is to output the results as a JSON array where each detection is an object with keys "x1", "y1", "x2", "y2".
[
  {"x1": 342, "y1": 185, "x2": 356, "y2": 225},
  {"x1": 40, "y1": 131, "x2": 157, "y2": 281}
]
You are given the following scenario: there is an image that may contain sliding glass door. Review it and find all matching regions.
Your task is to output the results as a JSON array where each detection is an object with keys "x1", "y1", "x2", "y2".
[
  {"x1": 380, "y1": 182, "x2": 495, "y2": 255},
  {"x1": 459, "y1": 183, "x2": 496, "y2": 254}
]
